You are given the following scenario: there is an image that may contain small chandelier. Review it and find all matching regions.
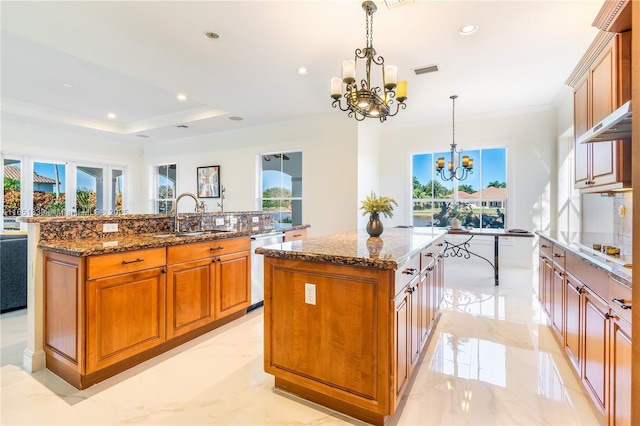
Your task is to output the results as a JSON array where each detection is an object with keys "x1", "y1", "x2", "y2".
[
  {"x1": 436, "y1": 95, "x2": 473, "y2": 181},
  {"x1": 330, "y1": 1, "x2": 407, "y2": 122}
]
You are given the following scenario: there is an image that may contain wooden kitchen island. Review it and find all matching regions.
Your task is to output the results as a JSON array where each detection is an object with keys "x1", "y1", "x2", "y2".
[{"x1": 257, "y1": 228, "x2": 446, "y2": 425}]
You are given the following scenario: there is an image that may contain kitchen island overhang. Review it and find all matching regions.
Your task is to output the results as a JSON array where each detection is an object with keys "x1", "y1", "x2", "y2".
[{"x1": 257, "y1": 228, "x2": 446, "y2": 425}]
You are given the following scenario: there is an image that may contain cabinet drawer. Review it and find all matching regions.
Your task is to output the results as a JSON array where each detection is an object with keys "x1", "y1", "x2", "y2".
[
  {"x1": 284, "y1": 228, "x2": 307, "y2": 242},
  {"x1": 167, "y1": 237, "x2": 250, "y2": 264},
  {"x1": 539, "y1": 238, "x2": 553, "y2": 258},
  {"x1": 420, "y1": 241, "x2": 444, "y2": 272},
  {"x1": 566, "y1": 251, "x2": 608, "y2": 300},
  {"x1": 609, "y1": 277, "x2": 632, "y2": 324},
  {"x1": 87, "y1": 248, "x2": 166, "y2": 280},
  {"x1": 395, "y1": 255, "x2": 420, "y2": 296}
]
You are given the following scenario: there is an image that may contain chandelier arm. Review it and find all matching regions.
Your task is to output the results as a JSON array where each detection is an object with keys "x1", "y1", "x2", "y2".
[{"x1": 332, "y1": 99, "x2": 352, "y2": 112}]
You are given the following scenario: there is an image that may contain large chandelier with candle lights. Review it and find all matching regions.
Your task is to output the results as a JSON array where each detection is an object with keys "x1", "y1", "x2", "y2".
[
  {"x1": 436, "y1": 95, "x2": 473, "y2": 181},
  {"x1": 330, "y1": 1, "x2": 407, "y2": 122}
]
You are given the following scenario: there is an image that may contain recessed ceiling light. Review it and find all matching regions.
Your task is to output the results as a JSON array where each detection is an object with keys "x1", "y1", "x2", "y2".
[
  {"x1": 203, "y1": 31, "x2": 220, "y2": 39},
  {"x1": 107, "y1": 113, "x2": 116, "y2": 119},
  {"x1": 177, "y1": 94, "x2": 187, "y2": 101},
  {"x1": 459, "y1": 25, "x2": 478, "y2": 35},
  {"x1": 62, "y1": 82, "x2": 73, "y2": 88},
  {"x1": 297, "y1": 67, "x2": 309, "y2": 75},
  {"x1": 229, "y1": 116, "x2": 244, "y2": 121}
]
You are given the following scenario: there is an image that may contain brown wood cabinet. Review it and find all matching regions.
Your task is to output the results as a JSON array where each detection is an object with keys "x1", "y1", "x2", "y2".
[
  {"x1": 264, "y1": 236, "x2": 445, "y2": 426},
  {"x1": 43, "y1": 237, "x2": 251, "y2": 389},
  {"x1": 570, "y1": 31, "x2": 631, "y2": 191},
  {"x1": 283, "y1": 228, "x2": 307, "y2": 242},
  {"x1": 166, "y1": 238, "x2": 250, "y2": 339},
  {"x1": 538, "y1": 240, "x2": 632, "y2": 425}
]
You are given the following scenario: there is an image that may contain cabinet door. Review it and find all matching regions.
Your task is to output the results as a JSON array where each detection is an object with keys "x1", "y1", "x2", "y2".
[
  {"x1": 609, "y1": 316, "x2": 631, "y2": 426},
  {"x1": 214, "y1": 250, "x2": 250, "y2": 318},
  {"x1": 565, "y1": 274, "x2": 581, "y2": 370},
  {"x1": 551, "y1": 267, "x2": 564, "y2": 340},
  {"x1": 166, "y1": 258, "x2": 214, "y2": 339},
  {"x1": 394, "y1": 289, "x2": 410, "y2": 400},
  {"x1": 87, "y1": 267, "x2": 165, "y2": 372},
  {"x1": 582, "y1": 287, "x2": 609, "y2": 413},
  {"x1": 573, "y1": 76, "x2": 590, "y2": 187},
  {"x1": 540, "y1": 257, "x2": 553, "y2": 316},
  {"x1": 419, "y1": 268, "x2": 431, "y2": 348}
]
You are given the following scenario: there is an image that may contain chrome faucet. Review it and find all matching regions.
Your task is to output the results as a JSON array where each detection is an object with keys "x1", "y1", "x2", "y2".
[{"x1": 172, "y1": 192, "x2": 202, "y2": 233}]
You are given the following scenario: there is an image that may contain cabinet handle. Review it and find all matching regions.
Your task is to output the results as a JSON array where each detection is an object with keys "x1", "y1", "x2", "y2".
[
  {"x1": 437, "y1": 243, "x2": 444, "y2": 247},
  {"x1": 576, "y1": 286, "x2": 584, "y2": 294},
  {"x1": 553, "y1": 253, "x2": 564, "y2": 258},
  {"x1": 210, "y1": 246, "x2": 224, "y2": 251},
  {"x1": 611, "y1": 298, "x2": 632, "y2": 310},
  {"x1": 122, "y1": 258, "x2": 143, "y2": 265},
  {"x1": 402, "y1": 268, "x2": 417, "y2": 275},
  {"x1": 292, "y1": 233, "x2": 302, "y2": 237},
  {"x1": 405, "y1": 287, "x2": 414, "y2": 294},
  {"x1": 541, "y1": 244, "x2": 550, "y2": 248},
  {"x1": 212, "y1": 258, "x2": 217, "y2": 263},
  {"x1": 161, "y1": 269, "x2": 166, "y2": 274},
  {"x1": 604, "y1": 312, "x2": 615, "y2": 320}
]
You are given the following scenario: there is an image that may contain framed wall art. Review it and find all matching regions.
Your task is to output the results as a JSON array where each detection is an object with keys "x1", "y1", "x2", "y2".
[{"x1": 197, "y1": 165, "x2": 220, "y2": 198}]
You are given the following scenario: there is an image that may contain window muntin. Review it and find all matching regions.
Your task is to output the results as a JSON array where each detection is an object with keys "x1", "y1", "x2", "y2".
[
  {"x1": 412, "y1": 147, "x2": 507, "y2": 229},
  {"x1": 260, "y1": 151, "x2": 302, "y2": 225},
  {"x1": 155, "y1": 164, "x2": 176, "y2": 214}
]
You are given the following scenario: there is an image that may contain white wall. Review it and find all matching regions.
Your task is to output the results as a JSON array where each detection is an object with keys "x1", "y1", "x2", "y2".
[
  {"x1": 378, "y1": 107, "x2": 558, "y2": 266},
  {"x1": 1, "y1": 120, "x2": 143, "y2": 213},
  {"x1": 140, "y1": 114, "x2": 358, "y2": 238},
  {"x1": 356, "y1": 120, "x2": 382, "y2": 230}
]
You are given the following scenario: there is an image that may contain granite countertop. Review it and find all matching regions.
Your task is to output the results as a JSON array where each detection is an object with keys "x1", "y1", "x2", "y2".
[
  {"x1": 535, "y1": 230, "x2": 631, "y2": 288},
  {"x1": 38, "y1": 224, "x2": 310, "y2": 257},
  {"x1": 255, "y1": 227, "x2": 446, "y2": 270}
]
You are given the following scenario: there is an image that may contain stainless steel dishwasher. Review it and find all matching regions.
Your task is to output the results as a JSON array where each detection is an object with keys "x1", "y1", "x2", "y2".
[{"x1": 249, "y1": 231, "x2": 284, "y2": 311}]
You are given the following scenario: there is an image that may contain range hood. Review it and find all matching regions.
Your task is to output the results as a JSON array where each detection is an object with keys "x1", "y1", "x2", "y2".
[{"x1": 578, "y1": 100, "x2": 632, "y2": 144}]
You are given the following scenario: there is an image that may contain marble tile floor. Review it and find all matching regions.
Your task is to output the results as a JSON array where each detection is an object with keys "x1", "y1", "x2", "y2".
[{"x1": 1, "y1": 258, "x2": 602, "y2": 425}]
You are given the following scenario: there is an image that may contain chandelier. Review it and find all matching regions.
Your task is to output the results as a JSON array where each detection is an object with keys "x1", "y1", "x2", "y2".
[
  {"x1": 330, "y1": 1, "x2": 407, "y2": 122},
  {"x1": 435, "y1": 95, "x2": 473, "y2": 181}
]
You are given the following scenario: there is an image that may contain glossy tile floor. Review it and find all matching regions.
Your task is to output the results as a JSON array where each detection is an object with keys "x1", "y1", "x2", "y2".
[{"x1": 1, "y1": 258, "x2": 602, "y2": 425}]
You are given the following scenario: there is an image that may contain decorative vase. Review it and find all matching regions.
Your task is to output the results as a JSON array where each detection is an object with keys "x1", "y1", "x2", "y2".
[
  {"x1": 451, "y1": 218, "x2": 461, "y2": 229},
  {"x1": 366, "y1": 213, "x2": 384, "y2": 237}
]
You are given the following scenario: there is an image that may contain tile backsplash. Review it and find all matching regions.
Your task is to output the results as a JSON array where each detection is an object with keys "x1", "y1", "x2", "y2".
[{"x1": 613, "y1": 192, "x2": 632, "y2": 256}]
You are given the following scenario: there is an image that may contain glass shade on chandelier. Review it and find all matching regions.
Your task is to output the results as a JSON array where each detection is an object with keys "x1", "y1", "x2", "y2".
[
  {"x1": 436, "y1": 95, "x2": 473, "y2": 181},
  {"x1": 330, "y1": 1, "x2": 407, "y2": 122}
]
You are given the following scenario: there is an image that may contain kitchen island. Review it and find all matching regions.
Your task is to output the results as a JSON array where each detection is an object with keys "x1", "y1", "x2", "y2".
[
  {"x1": 17, "y1": 212, "x2": 308, "y2": 389},
  {"x1": 256, "y1": 227, "x2": 446, "y2": 425}
]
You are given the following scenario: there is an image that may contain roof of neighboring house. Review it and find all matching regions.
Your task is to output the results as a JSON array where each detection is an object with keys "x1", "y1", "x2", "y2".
[
  {"x1": 447, "y1": 191, "x2": 475, "y2": 199},
  {"x1": 4, "y1": 165, "x2": 58, "y2": 184},
  {"x1": 472, "y1": 187, "x2": 507, "y2": 199}
]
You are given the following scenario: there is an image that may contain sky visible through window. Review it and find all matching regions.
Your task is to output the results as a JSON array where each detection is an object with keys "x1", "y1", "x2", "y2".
[
  {"x1": 33, "y1": 163, "x2": 95, "y2": 192},
  {"x1": 413, "y1": 148, "x2": 506, "y2": 192}
]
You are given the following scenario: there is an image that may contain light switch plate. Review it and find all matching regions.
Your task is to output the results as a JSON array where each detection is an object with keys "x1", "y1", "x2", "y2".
[
  {"x1": 252, "y1": 216, "x2": 259, "y2": 223},
  {"x1": 215, "y1": 218, "x2": 224, "y2": 226},
  {"x1": 305, "y1": 283, "x2": 316, "y2": 305},
  {"x1": 230, "y1": 217, "x2": 238, "y2": 225},
  {"x1": 102, "y1": 223, "x2": 118, "y2": 233}
]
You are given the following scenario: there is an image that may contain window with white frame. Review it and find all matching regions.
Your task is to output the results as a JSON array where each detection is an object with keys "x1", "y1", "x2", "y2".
[
  {"x1": 260, "y1": 151, "x2": 302, "y2": 225},
  {"x1": 154, "y1": 163, "x2": 176, "y2": 214},
  {"x1": 412, "y1": 147, "x2": 507, "y2": 228}
]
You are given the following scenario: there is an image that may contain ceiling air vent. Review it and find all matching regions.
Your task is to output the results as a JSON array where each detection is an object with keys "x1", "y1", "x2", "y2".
[
  {"x1": 176, "y1": 124, "x2": 189, "y2": 128},
  {"x1": 414, "y1": 65, "x2": 439, "y2": 75}
]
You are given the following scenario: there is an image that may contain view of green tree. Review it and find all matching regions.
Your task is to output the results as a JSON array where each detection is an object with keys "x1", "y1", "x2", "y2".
[
  {"x1": 262, "y1": 187, "x2": 292, "y2": 209},
  {"x1": 4, "y1": 177, "x2": 20, "y2": 190},
  {"x1": 487, "y1": 181, "x2": 506, "y2": 188},
  {"x1": 458, "y1": 184, "x2": 475, "y2": 194},
  {"x1": 76, "y1": 187, "x2": 97, "y2": 214}
]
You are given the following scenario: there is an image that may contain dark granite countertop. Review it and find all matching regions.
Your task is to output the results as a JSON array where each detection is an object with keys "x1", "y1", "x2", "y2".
[
  {"x1": 535, "y1": 231, "x2": 631, "y2": 288},
  {"x1": 255, "y1": 227, "x2": 446, "y2": 270},
  {"x1": 37, "y1": 223, "x2": 310, "y2": 257}
]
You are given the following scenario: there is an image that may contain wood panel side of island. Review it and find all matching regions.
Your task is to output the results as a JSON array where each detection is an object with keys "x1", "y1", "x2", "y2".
[{"x1": 263, "y1": 257, "x2": 395, "y2": 425}]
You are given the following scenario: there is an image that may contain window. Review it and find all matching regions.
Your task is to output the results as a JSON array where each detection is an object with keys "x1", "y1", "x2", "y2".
[
  {"x1": 33, "y1": 161, "x2": 66, "y2": 216},
  {"x1": 76, "y1": 165, "x2": 103, "y2": 215},
  {"x1": 260, "y1": 152, "x2": 302, "y2": 225},
  {"x1": 3, "y1": 158, "x2": 22, "y2": 230},
  {"x1": 155, "y1": 164, "x2": 176, "y2": 213},
  {"x1": 412, "y1": 147, "x2": 507, "y2": 229}
]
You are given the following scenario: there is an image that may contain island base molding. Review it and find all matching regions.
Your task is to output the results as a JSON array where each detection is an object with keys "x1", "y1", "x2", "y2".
[
  {"x1": 45, "y1": 310, "x2": 245, "y2": 389},
  {"x1": 274, "y1": 377, "x2": 388, "y2": 425}
]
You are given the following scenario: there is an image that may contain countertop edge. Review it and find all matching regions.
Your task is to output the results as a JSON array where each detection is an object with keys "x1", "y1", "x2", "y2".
[{"x1": 535, "y1": 231, "x2": 631, "y2": 288}]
